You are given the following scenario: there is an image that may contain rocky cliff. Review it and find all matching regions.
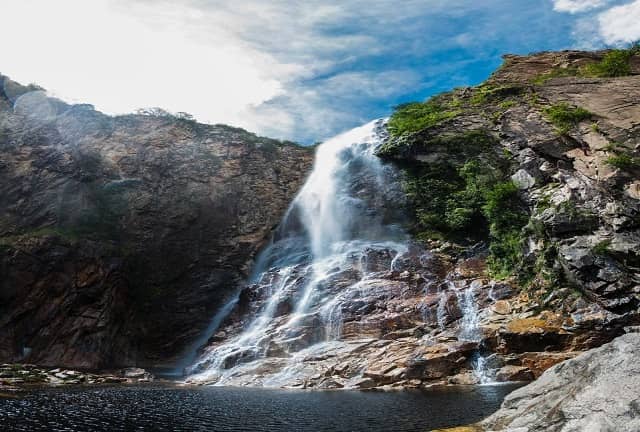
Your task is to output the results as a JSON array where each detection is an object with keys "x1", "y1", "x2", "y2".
[
  {"x1": 373, "y1": 48, "x2": 640, "y2": 385},
  {"x1": 186, "y1": 49, "x2": 639, "y2": 390},
  {"x1": 0, "y1": 74, "x2": 313, "y2": 369}
]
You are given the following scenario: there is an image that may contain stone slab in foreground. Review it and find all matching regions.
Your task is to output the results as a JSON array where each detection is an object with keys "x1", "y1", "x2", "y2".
[{"x1": 481, "y1": 331, "x2": 640, "y2": 432}]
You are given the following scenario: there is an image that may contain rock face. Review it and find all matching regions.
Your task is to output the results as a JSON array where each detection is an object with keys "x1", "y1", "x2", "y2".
[
  {"x1": 181, "y1": 50, "x2": 639, "y2": 390},
  {"x1": 0, "y1": 74, "x2": 313, "y2": 368},
  {"x1": 482, "y1": 331, "x2": 640, "y2": 432},
  {"x1": 374, "y1": 49, "x2": 640, "y2": 383}
]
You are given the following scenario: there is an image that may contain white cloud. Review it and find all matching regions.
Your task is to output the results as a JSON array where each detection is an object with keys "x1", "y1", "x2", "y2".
[
  {"x1": 0, "y1": 0, "x2": 292, "y2": 131},
  {"x1": 1, "y1": 0, "x2": 604, "y2": 143},
  {"x1": 0, "y1": 0, "x2": 490, "y2": 142},
  {"x1": 598, "y1": 0, "x2": 640, "y2": 43},
  {"x1": 553, "y1": 0, "x2": 609, "y2": 13}
]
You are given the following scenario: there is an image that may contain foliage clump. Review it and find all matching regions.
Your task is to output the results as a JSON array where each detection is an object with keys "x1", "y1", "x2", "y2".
[
  {"x1": 605, "y1": 153, "x2": 640, "y2": 170},
  {"x1": 592, "y1": 239, "x2": 612, "y2": 256},
  {"x1": 531, "y1": 67, "x2": 580, "y2": 85},
  {"x1": 391, "y1": 128, "x2": 530, "y2": 278},
  {"x1": 543, "y1": 102, "x2": 592, "y2": 135},
  {"x1": 470, "y1": 84, "x2": 523, "y2": 105},
  {"x1": 483, "y1": 181, "x2": 530, "y2": 278},
  {"x1": 532, "y1": 43, "x2": 639, "y2": 84},
  {"x1": 387, "y1": 94, "x2": 461, "y2": 136},
  {"x1": 582, "y1": 48, "x2": 635, "y2": 77}
]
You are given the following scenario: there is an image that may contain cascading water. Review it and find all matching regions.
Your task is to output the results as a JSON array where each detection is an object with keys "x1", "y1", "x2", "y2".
[
  {"x1": 187, "y1": 119, "x2": 411, "y2": 385},
  {"x1": 456, "y1": 282, "x2": 492, "y2": 384}
]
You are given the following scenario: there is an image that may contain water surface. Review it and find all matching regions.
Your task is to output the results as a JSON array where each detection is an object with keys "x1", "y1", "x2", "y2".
[{"x1": 0, "y1": 384, "x2": 520, "y2": 431}]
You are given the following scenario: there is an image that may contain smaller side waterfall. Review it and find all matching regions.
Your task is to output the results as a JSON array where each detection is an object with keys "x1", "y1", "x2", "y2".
[
  {"x1": 174, "y1": 294, "x2": 240, "y2": 375},
  {"x1": 456, "y1": 282, "x2": 492, "y2": 384},
  {"x1": 457, "y1": 284, "x2": 481, "y2": 342}
]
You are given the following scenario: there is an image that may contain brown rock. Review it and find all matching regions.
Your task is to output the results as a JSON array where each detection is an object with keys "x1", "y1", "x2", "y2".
[
  {"x1": 492, "y1": 300, "x2": 512, "y2": 315},
  {"x1": 495, "y1": 365, "x2": 534, "y2": 382},
  {"x1": 519, "y1": 351, "x2": 580, "y2": 378}
]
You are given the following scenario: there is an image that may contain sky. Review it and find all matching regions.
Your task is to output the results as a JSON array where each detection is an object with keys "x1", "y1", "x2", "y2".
[{"x1": 1, "y1": 0, "x2": 639, "y2": 144}]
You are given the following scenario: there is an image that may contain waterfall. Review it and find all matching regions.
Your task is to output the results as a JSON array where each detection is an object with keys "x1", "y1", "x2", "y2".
[
  {"x1": 187, "y1": 119, "x2": 410, "y2": 385},
  {"x1": 456, "y1": 283, "x2": 492, "y2": 384}
]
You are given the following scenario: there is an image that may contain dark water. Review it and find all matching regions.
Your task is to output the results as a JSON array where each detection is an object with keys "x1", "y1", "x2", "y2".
[{"x1": 0, "y1": 384, "x2": 520, "y2": 431}]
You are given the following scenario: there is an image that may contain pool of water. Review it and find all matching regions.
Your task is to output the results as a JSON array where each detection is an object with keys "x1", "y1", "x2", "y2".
[{"x1": 0, "y1": 384, "x2": 521, "y2": 431}]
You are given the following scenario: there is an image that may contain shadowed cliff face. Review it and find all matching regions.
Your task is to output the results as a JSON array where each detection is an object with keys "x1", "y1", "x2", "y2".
[{"x1": 0, "y1": 74, "x2": 313, "y2": 369}]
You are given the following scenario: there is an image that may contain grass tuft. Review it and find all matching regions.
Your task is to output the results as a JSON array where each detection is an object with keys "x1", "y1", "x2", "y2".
[{"x1": 543, "y1": 103, "x2": 592, "y2": 135}]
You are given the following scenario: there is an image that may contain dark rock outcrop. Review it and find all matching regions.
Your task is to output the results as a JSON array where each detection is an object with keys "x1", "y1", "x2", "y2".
[{"x1": 0, "y1": 74, "x2": 313, "y2": 368}]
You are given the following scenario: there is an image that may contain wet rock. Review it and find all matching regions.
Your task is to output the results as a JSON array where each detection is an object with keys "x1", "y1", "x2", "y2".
[
  {"x1": 437, "y1": 291, "x2": 463, "y2": 327},
  {"x1": 488, "y1": 283, "x2": 514, "y2": 301},
  {"x1": 315, "y1": 378, "x2": 344, "y2": 389},
  {"x1": 448, "y1": 371, "x2": 479, "y2": 385},
  {"x1": 495, "y1": 313, "x2": 572, "y2": 353},
  {"x1": 518, "y1": 351, "x2": 579, "y2": 378},
  {"x1": 122, "y1": 367, "x2": 154, "y2": 380},
  {"x1": 405, "y1": 342, "x2": 476, "y2": 381}
]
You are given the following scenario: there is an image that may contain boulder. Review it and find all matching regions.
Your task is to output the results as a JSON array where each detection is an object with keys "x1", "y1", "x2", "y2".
[
  {"x1": 492, "y1": 300, "x2": 512, "y2": 315},
  {"x1": 482, "y1": 332, "x2": 640, "y2": 431},
  {"x1": 494, "y1": 365, "x2": 534, "y2": 382}
]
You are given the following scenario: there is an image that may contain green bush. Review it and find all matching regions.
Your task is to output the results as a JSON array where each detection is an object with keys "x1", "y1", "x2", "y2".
[
  {"x1": 483, "y1": 181, "x2": 526, "y2": 230},
  {"x1": 482, "y1": 181, "x2": 530, "y2": 278},
  {"x1": 543, "y1": 102, "x2": 592, "y2": 134},
  {"x1": 582, "y1": 49, "x2": 633, "y2": 77},
  {"x1": 471, "y1": 84, "x2": 524, "y2": 105},
  {"x1": 592, "y1": 239, "x2": 612, "y2": 256},
  {"x1": 533, "y1": 44, "x2": 638, "y2": 83},
  {"x1": 531, "y1": 67, "x2": 580, "y2": 85},
  {"x1": 606, "y1": 153, "x2": 640, "y2": 170},
  {"x1": 487, "y1": 230, "x2": 526, "y2": 279},
  {"x1": 404, "y1": 158, "x2": 529, "y2": 280},
  {"x1": 387, "y1": 97, "x2": 461, "y2": 136}
]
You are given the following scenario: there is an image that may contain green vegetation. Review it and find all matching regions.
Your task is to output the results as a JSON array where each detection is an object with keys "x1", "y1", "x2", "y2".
[
  {"x1": 387, "y1": 96, "x2": 461, "y2": 136},
  {"x1": 543, "y1": 102, "x2": 592, "y2": 135},
  {"x1": 386, "y1": 83, "x2": 527, "y2": 138},
  {"x1": 379, "y1": 128, "x2": 497, "y2": 158},
  {"x1": 532, "y1": 44, "x2": 639, "y2": 84},
  {"x1": 384, "y1": 128, "x2": 530, "y2": 279},
  {"x1": 592, "y1": 239, "x2": 612, "y2": 256},
  {"x1": 499, "y1": 100, "x2": 517, "y2": 110},
  {"x1": 483, "y1": 181, "x2": 530, "y2": 279},
  {"x1": 0, "y1": 227, "x2": 82, "y2": 247},
  {"x1": 471, "y1": 84, "x2": 524, "y2": 105},
  {"x1": 605, "y1": 153, "x2": 640, "y2": 170},
  {"x1": 531, "y1": 67, "x2": 579, "y2": 85},
  {"x1": 582, "y1": 49, "x2": 634, "y2": 77},
  {"x1": 603, "y1": 141, "x2": 620, "y2": 152}
]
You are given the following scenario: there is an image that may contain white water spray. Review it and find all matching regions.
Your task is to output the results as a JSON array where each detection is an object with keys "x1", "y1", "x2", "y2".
[
  {"x1": 188, "y1": 119, "x2": 410, "y2": 384},
  {"x1": 457, "y1": 282, "x2": 492, "y2": 384}
]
